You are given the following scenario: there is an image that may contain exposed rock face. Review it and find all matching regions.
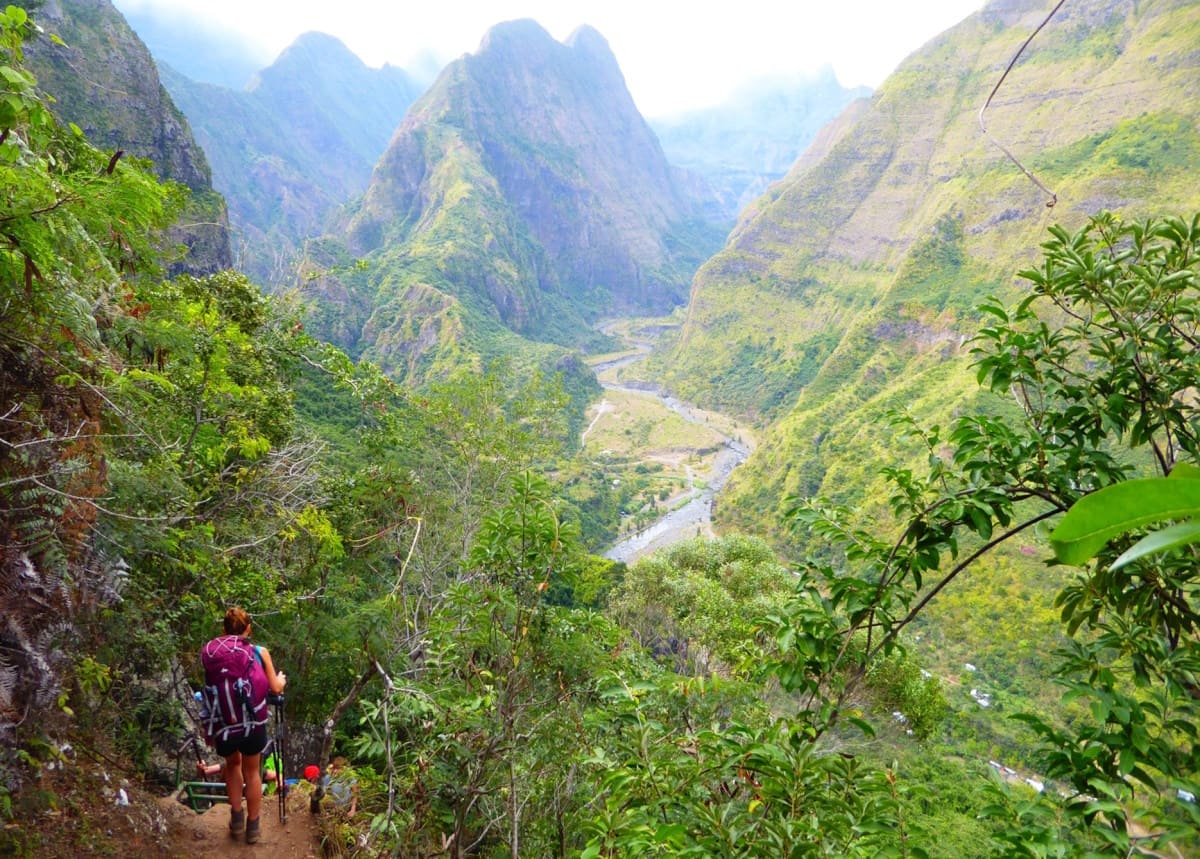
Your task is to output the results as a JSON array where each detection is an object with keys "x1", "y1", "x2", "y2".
[
  {"x1": 22, "y1": 0, "x2": 232, "y2": 274},
  {"x1": 344, "y1": 19, "x2": 724, "y2": 342},
  {"x1": 160, "y1": 32, "x2": 422, "y2": 285}
]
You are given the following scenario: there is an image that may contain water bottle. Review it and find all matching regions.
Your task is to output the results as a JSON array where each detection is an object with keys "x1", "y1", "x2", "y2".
[{"x1": 195, "y1": 690, "x2": 210, "y2": 722}]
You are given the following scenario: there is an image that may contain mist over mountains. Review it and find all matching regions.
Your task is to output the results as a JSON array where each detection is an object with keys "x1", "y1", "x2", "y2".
[
  {"x1": 114, "y1": 1, "x2": 265, "y2": 89},
  {"x1": 120, "y1": 8, "x2": 871, "y2": 290},
  {"x1": 116, "y1": 10, "x2": 875, "y2": 397},
  {"x1": 655, "y1": 0, "x2": 1200, "y2": 535},
  {"x1": 650, "y1": 68, "x2": 871, "y2": 211}
]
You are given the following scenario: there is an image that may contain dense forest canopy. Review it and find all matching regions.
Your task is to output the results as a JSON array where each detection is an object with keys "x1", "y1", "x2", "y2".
[{"x1": 2, "y1": 2, "x2": 1199, "y2": 857}]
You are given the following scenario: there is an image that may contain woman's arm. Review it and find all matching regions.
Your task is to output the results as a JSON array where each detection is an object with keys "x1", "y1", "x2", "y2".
[{"x1": 259, "y1": 647, "x2": 287, "y2": 695}]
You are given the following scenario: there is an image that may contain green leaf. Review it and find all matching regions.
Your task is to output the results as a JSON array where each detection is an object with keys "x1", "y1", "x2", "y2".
[
  {"x1": 1118, "y1": 746, "x2": 1135, "y2": 776},
  {"x1": 1111, "y1": 519, "x2": 1200, "y2": 570},
  {"x1": 1171, "y1": 462, "x2": 1200, "y2": 481},
  {"x1": 654, "y1": 823, "x2": 688, "y2": 845},
  {"x1": 1049, "y1": 477, "x2": 1200, "y2": 565},
  {"x1": 844, "y1": 716, "x2": 876, "y2": 738}
]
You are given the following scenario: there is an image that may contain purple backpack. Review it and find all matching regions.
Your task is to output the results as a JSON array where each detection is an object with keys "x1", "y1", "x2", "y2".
[{"x1": 200, "y1": 635, "x2": 269, "y2": 743}]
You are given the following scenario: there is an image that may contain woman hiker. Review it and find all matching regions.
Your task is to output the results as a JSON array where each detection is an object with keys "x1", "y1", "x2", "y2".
[{"x1": 202, "y1": 606, "x2": 286, "y2": 844}]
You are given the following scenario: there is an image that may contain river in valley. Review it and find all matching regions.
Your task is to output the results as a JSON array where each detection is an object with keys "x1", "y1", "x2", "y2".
[{"x1": 590, "y1": 335, "x2": 751, "y2": 564}]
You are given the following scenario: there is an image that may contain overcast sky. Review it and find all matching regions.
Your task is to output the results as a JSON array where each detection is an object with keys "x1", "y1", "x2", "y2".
[{"x1": 111, "y1": 0, "x2": 985, "y2": 116}]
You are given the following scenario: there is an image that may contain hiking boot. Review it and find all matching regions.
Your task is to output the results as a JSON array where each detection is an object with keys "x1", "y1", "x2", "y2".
[
  {"x1": 229, "y1": 807, "x2": 245, "y2": 835},
  {"x1": 246, "y1": 816, "x2": 261, "y2": 844}
]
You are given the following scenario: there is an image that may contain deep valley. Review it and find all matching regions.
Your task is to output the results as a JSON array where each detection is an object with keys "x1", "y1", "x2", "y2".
[{"x1": 4, "y1": 0, "x2": 1200, "y2": 856}]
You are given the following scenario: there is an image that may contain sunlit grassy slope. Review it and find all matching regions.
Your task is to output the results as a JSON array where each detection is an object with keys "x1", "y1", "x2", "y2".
[{"x1": 653, "y1": 0, "x2": 1200, "y2": 542}]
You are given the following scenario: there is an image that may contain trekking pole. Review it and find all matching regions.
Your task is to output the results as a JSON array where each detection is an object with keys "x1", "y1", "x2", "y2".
[
  {"x1": 175, "y1": 734, "x2": 205, "y2": 787},
  {"x1": 268, "y1": 693, "x2": 287, "y2": 823}
]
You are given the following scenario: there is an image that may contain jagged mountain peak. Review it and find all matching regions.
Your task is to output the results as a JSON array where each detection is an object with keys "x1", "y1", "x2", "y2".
[
  {"x1": 249, "y1": 29, "x2": 414, "y2": 96},
  {"x1": 478, "y1": 17, "x2": 554, "y2": 48},
  {"x1": 465, "y1": 18, "x2": 628, "y2": 106},
  {"x1": 287, "y1": 29, "x2": 354, "y2": 52},
  {"x1": 255, "y1": 30, "x2": 366, "y2": 78},
  {"x1": 354, "y1": 16, "x2": 704, "y2": 261},
  {"x1": 159, "y1": 26, "x2": 421, "y2": 285},
  {"x1": 320, "y1": 19, "x2": 724, "y2": 384},
  {"x1": 473, "y1": 19, "x2": 618, "y2": 70},
  {"x1": 564, "y1": 24, "x2": 618, "y2": 62}
]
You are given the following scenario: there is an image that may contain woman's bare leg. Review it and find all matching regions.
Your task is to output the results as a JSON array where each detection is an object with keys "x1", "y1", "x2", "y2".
[
  {"x1": 224, "y1": 751, "x2": 244, "y2": 811},
  {"x1": 242, "y1": 752, "x2": 263, "y2": 821}
]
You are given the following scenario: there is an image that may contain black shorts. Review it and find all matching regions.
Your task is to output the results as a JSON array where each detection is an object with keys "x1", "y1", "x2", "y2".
[{"x1": 215, "y1": 727, "x2": 268, "y2": 759}]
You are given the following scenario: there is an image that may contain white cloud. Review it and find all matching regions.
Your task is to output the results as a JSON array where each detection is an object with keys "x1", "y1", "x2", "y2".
[{"x1": 112, "y1": 0, "x2": 983, "y2": 115}]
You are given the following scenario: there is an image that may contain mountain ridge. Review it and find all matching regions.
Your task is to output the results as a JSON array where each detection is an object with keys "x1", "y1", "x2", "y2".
[
  {"x1": 158, "y1": 31, "x2": 422, "y2": 284},
  {"x1": 307, "y1": 18, "x2": 726, "y2": 390},
  {"x1": 22, "y1": 0, "x2": 232, "y2": 274},
  {"x1": 653, "y1": 0, "x2": 1200, "y2": 536}
]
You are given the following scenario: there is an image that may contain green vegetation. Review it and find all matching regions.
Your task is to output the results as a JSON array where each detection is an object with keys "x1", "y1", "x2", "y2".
[
  {"x1": 6, "y1": 6, "x2": 1200, "y2": 858},
  {"x1": 580, "y1": 389, "x2": 724, "y2": 453},
  {"x1": 158, "y1": 31, "x2": 421, "y2": 286},
  {"x1": 783, "y1": 213, "x2": 1200, "y2": 854},
  {"x1": 303, "y1": 126, "x2": 610, "y2": 419},
  {"x1": 1034, "y1": 113, "x2": 1200, "y2": 179},
  {"x1": 663, "y1": 0, "x2": 1200, "y2": 557},
  {"x1": 297, "y1": 17, "x2": 724, "y2": 414},
  {"x1": 609, "y1": 535, "x2": 794, "y2": 674}
]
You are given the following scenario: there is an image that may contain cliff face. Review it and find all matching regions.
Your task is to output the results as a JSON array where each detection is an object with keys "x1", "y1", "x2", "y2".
[
  {"x1": 22, "y1": 0, "x2": 232, "y2": 274},
  {"x1": 160, "y1": 32, "x2": 422, "y2": 285},
  {"x1": 317, "y1": 19, "x2": 725, "y2": 383},
  {"x1": 655, "y1": 0, "x2": 1200, "y2": 533}
]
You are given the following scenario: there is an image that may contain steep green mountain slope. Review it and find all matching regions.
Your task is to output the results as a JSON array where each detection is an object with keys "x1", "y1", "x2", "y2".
[
  {"x1": 655, "y1": 0, "x2": 1200, "y2": 534},
  {"x1": 158, "y1": 33, "x2": 422, "y2": 285},
  {"x1": 20, "y1": 0, "x2": 232, "y2": 274},
  {"x1": 650, "y1": 67, "x2": 871, "y2": 214},
  {"x1": 306, "y1": 19, "x2": 725, "y2": 389}
]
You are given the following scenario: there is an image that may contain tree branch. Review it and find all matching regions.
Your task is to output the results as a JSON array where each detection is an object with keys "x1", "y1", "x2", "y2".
[{"x1": 867, "y1": 507, "x2": 1061, "y2": 663}]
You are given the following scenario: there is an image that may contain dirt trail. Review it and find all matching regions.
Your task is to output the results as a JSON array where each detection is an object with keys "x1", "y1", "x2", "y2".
[{"x1": 159, "y1": 789, "x2": 321, "y2": 858}]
